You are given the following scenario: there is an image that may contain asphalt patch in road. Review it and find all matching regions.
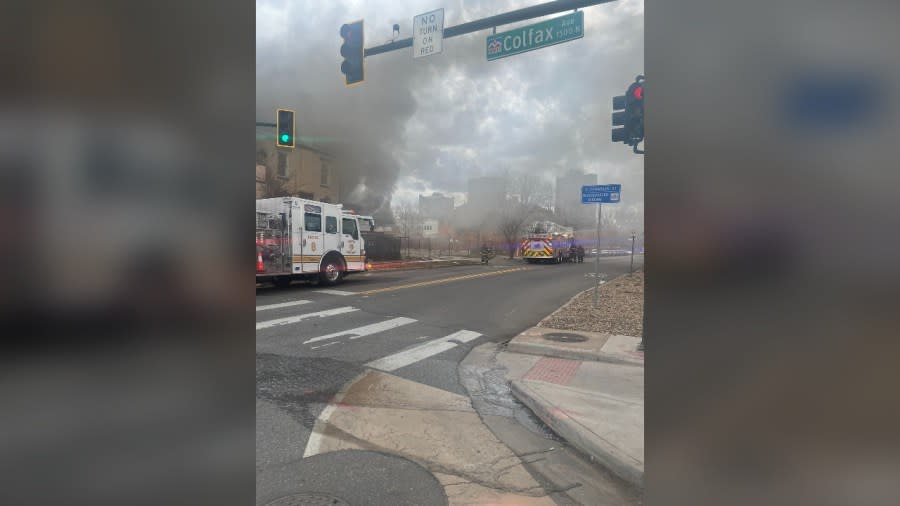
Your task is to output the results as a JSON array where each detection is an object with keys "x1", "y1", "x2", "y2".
[{"x1": 257, "y1": 353, "x2": 365, "y2": 430}]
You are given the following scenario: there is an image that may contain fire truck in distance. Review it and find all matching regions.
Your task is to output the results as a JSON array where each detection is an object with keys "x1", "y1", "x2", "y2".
[
  {"x1": 521, "y1": 221, "x2": 576, "y2": 264},
  {"x1": 256, "y1": 197, "x2": 367, "y2": 287}
]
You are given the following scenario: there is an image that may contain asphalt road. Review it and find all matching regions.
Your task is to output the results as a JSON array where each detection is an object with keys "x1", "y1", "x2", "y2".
[{"x1": 256, "y1": 255, "x2": 642, "y2": 505}]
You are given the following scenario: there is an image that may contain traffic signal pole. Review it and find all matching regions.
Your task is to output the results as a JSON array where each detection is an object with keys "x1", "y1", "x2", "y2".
[
  {"x1": 362, "y1": 0, "x2": 617, "y2": 58},
  {"x1": 593, "y1": 202, "x2": 602, "y2": 309}
]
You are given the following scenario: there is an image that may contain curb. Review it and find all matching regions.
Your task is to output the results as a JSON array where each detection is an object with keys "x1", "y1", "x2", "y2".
[
  {"x1": 509, "y1": 380, "x2": 643, "y2": 488},
  {"x1": 506, "y1": 334, "x2": 644, "y2": 366}
]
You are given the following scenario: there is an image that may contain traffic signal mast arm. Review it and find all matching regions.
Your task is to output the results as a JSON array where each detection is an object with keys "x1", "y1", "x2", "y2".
[{"x1": 361, "y1": 0, "x2": 617, "y2": 58}]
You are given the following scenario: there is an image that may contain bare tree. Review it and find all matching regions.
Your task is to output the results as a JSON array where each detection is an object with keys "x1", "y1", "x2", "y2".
[
  {"x1": 512, "y1": 172, "x2": 553, "y2": 210},
  {"x1": 393, "y1": 201, "x2": 422, "y2": 239},
  {"x1": 496, "y1": 171, "x2": 549, "y2": 259}
]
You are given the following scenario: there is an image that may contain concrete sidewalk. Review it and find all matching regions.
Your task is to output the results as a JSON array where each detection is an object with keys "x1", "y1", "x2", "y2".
[{"x1": 501, "y1": 329, "x2": 644, "y2": 487}]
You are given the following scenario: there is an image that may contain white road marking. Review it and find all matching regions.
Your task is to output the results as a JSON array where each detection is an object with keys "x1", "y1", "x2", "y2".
[
  {"x1": 302, "y1": 371, "x2": 368, "y2": 459},
  {"x1": 303, "y1": 317, "x2": 417, "y2": 345},
  {"x1": 255, "y1": 300, "x2": 312, "y2": 312},
  {"x1": 365, "y1": 330, "x2": 482, "y2": 372},
  {"x1": 256, "y1": 306, "x2": 359, "y2": 330},
  {"x1": 314, "y1": 289, "x2": 355, "y2": 296},
  {"x1": 445, "y1": 329, "x2": 483, "y2": 344},
  {"x1": 309, "y1": 341, "x2": 340, "y2": 350}
]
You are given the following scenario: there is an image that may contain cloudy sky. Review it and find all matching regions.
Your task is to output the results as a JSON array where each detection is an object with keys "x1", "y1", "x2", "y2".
[{"x1": 257, "y1": 0, "x2": 643, "y2": 221}]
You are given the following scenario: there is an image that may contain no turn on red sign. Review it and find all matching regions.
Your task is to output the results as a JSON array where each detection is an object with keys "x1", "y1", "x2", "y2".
[{"x1": 413, "y1": 8, "x2": 444, "y2": 58}]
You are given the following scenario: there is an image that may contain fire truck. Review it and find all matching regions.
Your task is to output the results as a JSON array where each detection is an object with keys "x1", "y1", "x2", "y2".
[
  {"x1": 256, "y1": 197, "x2": 367, "y2": 287},
  {"x1": 344, "y1": 211, "x2": 376, "y2": 233},
  {"x1": 520, "y1": 221, "x2": 576, "y2": 264}
]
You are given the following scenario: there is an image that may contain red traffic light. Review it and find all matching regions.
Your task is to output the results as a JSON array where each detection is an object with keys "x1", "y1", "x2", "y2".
[{"x1": 632, "y1": 85, "x2": 643, "y2": 100}]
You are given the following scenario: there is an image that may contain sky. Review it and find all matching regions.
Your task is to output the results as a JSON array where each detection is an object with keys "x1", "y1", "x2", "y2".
[{"x1": 257, "y1": 0, "x2": 644, "y2": 223}]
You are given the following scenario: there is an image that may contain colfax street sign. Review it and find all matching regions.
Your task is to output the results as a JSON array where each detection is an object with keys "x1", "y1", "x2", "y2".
[
  {"x1": 413, "y1": 8, "x2": 444, "y2": 58},
  {"x1": 582, "y1": 184, "x2": 622, "y2": 204},
  {"x1": 486, "y1": 11, "x2": 583, "y2": 61}
]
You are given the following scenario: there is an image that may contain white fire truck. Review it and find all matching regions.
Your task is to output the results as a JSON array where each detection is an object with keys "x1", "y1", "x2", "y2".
[
  {"x1": 256, "y1": 197, "x2": 367, "y2": 287},
  {"x1": 520, "y1": 221, "x2": 576, "y2": 264}
]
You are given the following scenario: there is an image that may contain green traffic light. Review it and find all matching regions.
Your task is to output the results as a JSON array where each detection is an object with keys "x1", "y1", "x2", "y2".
[{"x1": 280, "y1": 133, "x2": 289, "y2": 143}]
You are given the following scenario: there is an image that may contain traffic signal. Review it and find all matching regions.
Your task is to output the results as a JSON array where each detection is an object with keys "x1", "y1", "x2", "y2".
[
  {"x1": 611, "y1": 76, "x2": 645, "y2": 147},
  {"x1": 612, "y1": 94, "x2": 628, "y2": 143},
  {"x1": 625, "y1": 79, "x2": 644, "y2": 144},
  {"x1": 276, "y1": 109, "x2": 295, "y2": 148},
  {"x1": 340, "y1": 20, "x2": 365, "y2": 86}
]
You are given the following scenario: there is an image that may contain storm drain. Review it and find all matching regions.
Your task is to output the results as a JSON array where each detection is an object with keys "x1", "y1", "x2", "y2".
[
  {"x1": 266, "y1": 493, "x2": 350, "y2": 506},
  {"x1": 542, "y1": 332, "x2": 588, "y2": 343}
]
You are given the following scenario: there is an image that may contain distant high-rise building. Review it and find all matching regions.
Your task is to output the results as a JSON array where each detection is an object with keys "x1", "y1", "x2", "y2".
[
  {"x1": 467, "y1": 176, "x2": 505, "y2": 211},
  {"x1": 555, "y1": 170, "x2": 597, "y2": 228},
  {"x1": 419, "y1": 192, "x2": 454, "y2": 219}
]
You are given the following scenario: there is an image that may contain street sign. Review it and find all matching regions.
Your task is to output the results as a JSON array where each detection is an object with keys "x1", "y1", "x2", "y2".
[
  {"x1": 486, "y1": 11, "x2": 583, "y2": 61},
  {"x1": 582, "y1": 184, "x2": 621, "y2": 204},
  {"x1": 413, "y1": 8, "x2": 444, "y2": 58}
]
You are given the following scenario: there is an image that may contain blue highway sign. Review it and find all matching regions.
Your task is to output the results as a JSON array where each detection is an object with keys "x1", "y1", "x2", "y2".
[{"x1": 582, "y1": 184, "x2": 621, "y2": 204}]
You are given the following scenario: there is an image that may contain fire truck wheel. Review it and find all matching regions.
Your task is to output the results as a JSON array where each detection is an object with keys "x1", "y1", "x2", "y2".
[{"x1": 319, "y1": 256, "x2": 345, "y2": 286}]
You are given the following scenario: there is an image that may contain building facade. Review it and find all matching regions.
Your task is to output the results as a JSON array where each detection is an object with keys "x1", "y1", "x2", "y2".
[
  {"x1": 419, "y1": 192, "x2": 454, "y2": 219},
  {"x1": 256, "y1": 137, "x2": 340, "y2": 202},
  {"x1": 420, "y1": 218, "x2": 440, "y2": 238}
]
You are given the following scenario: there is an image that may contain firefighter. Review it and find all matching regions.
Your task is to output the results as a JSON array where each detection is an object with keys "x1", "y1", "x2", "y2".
[
  {"x1": 569, "y1": 244, "x2": 577, "y2": 264},
  {"x1": 481, "y1": 244, "x2": 492, "y2": 265},
  {"x1": 576, "y1": 245, "x2": 585, "y2": 263}
]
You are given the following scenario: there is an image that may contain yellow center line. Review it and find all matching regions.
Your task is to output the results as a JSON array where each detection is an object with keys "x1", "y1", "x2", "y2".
[{"x1": 356, "y1": 267, "x2": 532, "y2": 296}]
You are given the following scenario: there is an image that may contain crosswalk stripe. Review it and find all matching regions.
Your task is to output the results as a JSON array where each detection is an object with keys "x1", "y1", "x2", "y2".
[
  {"x1": 256, "y1": 300, "x2": 312, "y2": 312},
  {"x1": 256, "y1": 306, "x2": 359, "y2": 330},
  {"x1": 365, "y1": 329, "x2": 482, "y2": 372},
  {"x1": 444, "y1": 329, "x2": 483, "y2": 344},
  {"x1": 314, "y1": 289, "x2": 355, "y2": 296},
  {"x1": 303, "y1": 317, "x2": 417, "y2": 345}
]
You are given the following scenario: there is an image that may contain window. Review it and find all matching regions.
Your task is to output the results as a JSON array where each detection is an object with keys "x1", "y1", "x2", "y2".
[
  {"x1": 277, "y1": 152, "x2": 288, "y2": 178},
  {"x1": 304, "y1": 212, "x2": 321, "y2": 232},
  {"x1": 342, "y1": 218, "x2": 359, "y2": 240},
  {"x1": 320, "y1": 164, "x2": 329, "y2": 186},
  {"x1": 325, "y1": 216, "x2": 338, "y2": 234}
]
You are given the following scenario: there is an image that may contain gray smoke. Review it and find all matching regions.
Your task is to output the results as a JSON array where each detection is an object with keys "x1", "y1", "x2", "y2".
[{"x1": 257, "y1": 0, "x2": 644, "y2": 227}]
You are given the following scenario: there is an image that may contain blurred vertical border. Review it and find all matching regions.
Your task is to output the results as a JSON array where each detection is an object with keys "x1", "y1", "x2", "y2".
[
  {"x1": 646, "y1": 0, "x2": 900, "y2": 505},
  {"x1": 0, "y1": 1, "x2": 255, "y2": 505}
]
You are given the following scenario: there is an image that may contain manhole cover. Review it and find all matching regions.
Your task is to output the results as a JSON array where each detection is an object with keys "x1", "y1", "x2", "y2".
[
  {"x1": 266, "y1": 493, "x2": 350, "y2": 506},
  {"x1": 543, "y1": 332, "x2": 588, "y2": 343}
]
